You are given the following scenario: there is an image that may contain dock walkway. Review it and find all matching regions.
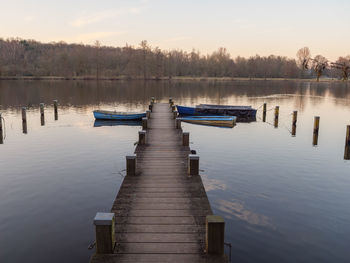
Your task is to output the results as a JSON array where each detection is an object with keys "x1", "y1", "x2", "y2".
[{"x1": 90, "y1": 102, "x2": 227, "y2": 263}]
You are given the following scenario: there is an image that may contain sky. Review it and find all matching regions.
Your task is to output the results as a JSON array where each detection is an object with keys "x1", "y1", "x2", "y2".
[{"x1": 0, "y1": 0, "x2": 349, "y2": 60}]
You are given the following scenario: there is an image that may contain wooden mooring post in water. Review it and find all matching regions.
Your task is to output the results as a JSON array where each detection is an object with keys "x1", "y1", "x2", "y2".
[
  {"x1": 40, "y1": 103, "x2": 45, "y2": 126},
  {"x1": 53, "y1": 100, "x2": 58, "y2": 120},
  {"x1": 313, "y1": 116, "x2": 320, "y2": 146},
  {"x1": 22, "y1": 107, "x2": 27, "y2": 134},
  {"x1": 292, "y1": 111, "x2": 297, "y2": 136},
  {"x1": 274, "y1": 106, "x2": 279, "y2": 128},
  {"x1": 90, "y1": 101, "x2": 228, "y2": 263},
  {"x1": 262, "y1": 103, "x2": 267, "y2": 122},
  {"x1": 344, "y1": 125, "x2": 350, "y2": 160},
  {"x1": 0, "y1": 113, "x2": 3, "y2": 144}
]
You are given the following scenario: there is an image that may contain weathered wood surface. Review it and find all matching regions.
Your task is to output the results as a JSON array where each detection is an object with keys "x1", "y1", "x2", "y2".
[{"x1": 90, "y1": 103, "x2": 227, "y2": 263}]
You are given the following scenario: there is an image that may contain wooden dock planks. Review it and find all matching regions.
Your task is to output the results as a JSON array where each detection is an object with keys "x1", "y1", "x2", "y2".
[{"x1": 90, "y1": 103, "x2": 227, "y2": 263}]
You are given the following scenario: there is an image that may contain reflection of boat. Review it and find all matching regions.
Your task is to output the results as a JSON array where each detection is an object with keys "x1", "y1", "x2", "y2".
[
  {"x1": 94, "y1": 120, "x2": 142, "y2": 127},
  {"x1": 180, "y1": 116, "x2": 236, "y2": 128},
  {"x1": 93, "y1": 110, "x2": 146, "y2": 120},
  {"x1": 176, "y1": 104, "x2": 256, "y2": 121}
]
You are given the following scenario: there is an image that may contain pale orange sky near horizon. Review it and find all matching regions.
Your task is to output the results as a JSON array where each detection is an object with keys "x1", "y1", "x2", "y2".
[{"x1": 0, "y1": 0, "x2": 349, "y2": 61}]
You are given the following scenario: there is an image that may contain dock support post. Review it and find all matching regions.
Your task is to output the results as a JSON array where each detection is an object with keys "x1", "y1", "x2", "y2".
[
  {"x1": 183, "y1": 132, "x2": 189, "y2": 146},
  {"x1": 274, "y1": 106, "x2": 279, "y2": 128},
  {"x1": 262, "y1": 103, "x2": 267, "y2": 122},
  {"x1": 313, "y1": 116, "x2": 320, "y2": 146},
  {"x1": 142, "y1": 117, "x2": 148, "y2": 130},
  {"x1": 146, "y1": 110, "x2": 151, "y2": 119},
  {"x1": 93, "y1": 212, "x2": 115, "y2": 254},
  {"x1": 139, "y1": 131, "x2": 146, "y2": 145},
  {"x1": 126, "y1": 155, "x2": 136, "y2": 176},
  {"x1": 169, "y1": 98, "x2": 173, "y2": 107},
  {"x1": 344, "y1": 125, "x2": 350, "y2": 160},
  {"x1": 171, "y1": 105, "x2": 176, "y2": 112},
  {"x1": 0, "y1": 113, "x2": 3, "y2": 144},
  {"x1": 175, "y1": 118, "x2": 181, "y2": 129},
  {"x1": 149, "y1": 104, "x2": 153, "y2": 112},
  {"x1": 188, "y1": 154, "x2": 199, "y2": 176},
  {"x1": 292, "y1": 111, "x2": 297, "y2": 136},
  {"x1": 173, "y1": 110, "x2": 178, "y2": 119},
  {"x1": 53, "y1": 100, "x2": 58, "y2": 120},
  {"x1": 206, "y1": 215, "x2": 225, "y2": 255}
]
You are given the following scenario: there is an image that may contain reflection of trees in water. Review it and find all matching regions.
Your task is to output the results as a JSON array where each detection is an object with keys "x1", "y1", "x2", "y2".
[{"x1": 0, "y1": 80, "x2": 349, "y2": 110}]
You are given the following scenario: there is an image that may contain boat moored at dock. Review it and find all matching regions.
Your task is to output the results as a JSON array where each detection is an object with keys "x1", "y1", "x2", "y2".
[
  {"x1": 180, "y1": 115, "x2": 236, "y2": 127},
  {"x1": 176, "y1": 104, "x2": 256, "y2": 121},
  {"x1": 93, "y1": 110, "x2": 146, "y2": 120}
]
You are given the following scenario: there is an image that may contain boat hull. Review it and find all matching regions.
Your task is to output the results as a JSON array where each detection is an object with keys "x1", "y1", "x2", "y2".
[
  {"x1": 176, "y1": 105, "x2": 256, "y2": 121},
  {"x1": 180, "y1": 116, "x2": 236, "y2": 128},
  {"x1": 93, "y1": 110, "x2": 146, "y2": 120}
]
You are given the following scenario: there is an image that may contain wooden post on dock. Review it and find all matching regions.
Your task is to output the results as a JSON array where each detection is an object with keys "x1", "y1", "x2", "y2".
[
  {"x1": 0, "y1": 113, "x2": 3, "y2": 144},
  {"x1": 173, "y1": 110, "x2": 178, "y2": 119},
  {"x1": 262, "y1": 103, "x2": 267, "y2": 122},
  {"x1": 142, "y1": 117, "x2": 148, "y2": 130},
  {"x1": 149, "y1": 104, "x2": 153, "y2": 112},
  {"x1": 53, "y1": 100, "x2": 58, "y2": 120},
  {"x1": 274, "y1": 106, "x2": 279, "y2": 128},
  {"x1": 146, "y1": 110, "x2": 151, "y2": 119},
  {"x1": 344, "y1": 125, "x2": 350, "y2": 160},
  {"x1": 126, "y1": 155, "x2": 136, "y2": 176},
  {"x1": 169, "y1": 98, "x2": 173, "y2": 107},
  {"x1": 175, "y1": 118, "x2": 181, "y2": 129},
  {"x1": 292, "y1": 111, "x2": 297, "y2": 136},
  {"x1": 93, "y1": 212, "x2": 115, "y2": 254},
  {"x1": 139, "y1": 131, "x2": 146, "y2": 145},
  {"x1": 171, "y1": 105, "x2": 176, "y2": 112},
  {"x1": 182, "y1": 132, "x2": 189, "y2": 146},
  {"x1": 188, "y1": 154, "x2": 199, "y2": 176},
  {"x1": 313, "y1": 116, "x2": 320, "y2": 146},
  {"x1": 206, "y1": 215, "x2": 225, "y2": 255}
]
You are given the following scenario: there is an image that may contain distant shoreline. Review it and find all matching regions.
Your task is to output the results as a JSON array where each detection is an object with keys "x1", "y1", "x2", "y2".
[{"x1": 0, "y1": 76, "x2": 348, "y2": 82}]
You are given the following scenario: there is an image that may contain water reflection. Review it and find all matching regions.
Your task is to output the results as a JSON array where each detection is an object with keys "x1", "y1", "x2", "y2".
[{"x1": 93, "y1": 120, "x2": 142, "y2": 127}]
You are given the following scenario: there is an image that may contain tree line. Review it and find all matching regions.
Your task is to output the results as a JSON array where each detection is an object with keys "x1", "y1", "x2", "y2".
[{"x1": 0, "y1": 38, "x2": 348, "y2": 80}]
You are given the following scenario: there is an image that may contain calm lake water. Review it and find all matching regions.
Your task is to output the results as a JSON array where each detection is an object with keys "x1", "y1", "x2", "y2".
[{"x1": 0, "y1": 80, "x2": 350, "y2": 263}]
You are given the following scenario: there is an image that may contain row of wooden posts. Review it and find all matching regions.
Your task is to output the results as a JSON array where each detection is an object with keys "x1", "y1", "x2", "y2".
[
  {"x1": 262, "y1": 102, "x2": 350, "y2": 159},
  {"x1": 0, "y1": 100, "x2": 58, "y2": 144},
  {"x1": 93, "y1": 98, "x2": 226, "y2": 256}
]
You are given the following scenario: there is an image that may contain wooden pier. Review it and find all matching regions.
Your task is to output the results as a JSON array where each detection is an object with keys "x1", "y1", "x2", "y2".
[{"x1": 90, "y1": 101, "x2": 228, "y2": 263}]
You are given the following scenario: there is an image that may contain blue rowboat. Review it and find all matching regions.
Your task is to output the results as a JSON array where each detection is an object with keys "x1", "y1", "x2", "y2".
[
  {"x1": 180, "y1": 116, "x2": 236, "y2": 127},
  {"x1": 176, "y1": 104, "x2": 256, "y2": 121},
  {"x1": 93, "y1": 110, "x2": 146, "y2": 120},
  {"x1": 176, "y1": 105, "x2": 196, "y2": 115}
]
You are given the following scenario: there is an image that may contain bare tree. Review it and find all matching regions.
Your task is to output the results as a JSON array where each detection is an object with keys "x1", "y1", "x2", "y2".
[
  {"x1": 296, "y1": 47, "x2": 311, "y2": 69},
  {"x1": 312, "y1": 55, "x2": 328, "y2": 81},
  {"x1": 94, "y1": 40, "x2": 101, "y2": 79},
  {"x1": 331, "y1": 56, "x2": 350, "y2": 81}
]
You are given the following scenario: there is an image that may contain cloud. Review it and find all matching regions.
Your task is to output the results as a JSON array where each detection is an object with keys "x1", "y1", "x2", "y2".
[{"x1": 71, "y1": 7, "x2": 142, "y2": 27}]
